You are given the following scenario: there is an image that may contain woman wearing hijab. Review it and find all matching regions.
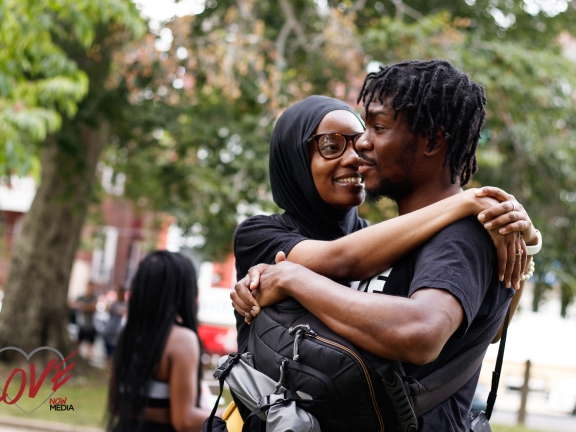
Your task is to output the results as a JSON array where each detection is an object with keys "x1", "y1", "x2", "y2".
[{"x1": 233, "y1": 95, "x2": 532, "y2": 350}]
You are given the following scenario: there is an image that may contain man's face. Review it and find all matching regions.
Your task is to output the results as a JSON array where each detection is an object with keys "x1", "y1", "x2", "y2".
[{"x1": 356, "y1": 98, "x2": 420, "y2": 203}]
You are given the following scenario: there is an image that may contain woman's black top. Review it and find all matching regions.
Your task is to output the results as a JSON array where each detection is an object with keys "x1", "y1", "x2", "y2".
[{"x1": 233, "y1": 96, "x2": 367, "y2": 351}]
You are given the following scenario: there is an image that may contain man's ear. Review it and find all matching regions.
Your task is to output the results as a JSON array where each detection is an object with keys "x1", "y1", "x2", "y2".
[{"x1": 423, "y1": 127, "x2": 448, "y2": 157}]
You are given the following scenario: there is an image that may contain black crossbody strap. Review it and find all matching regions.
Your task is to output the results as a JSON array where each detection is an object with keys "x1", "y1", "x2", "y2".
[
  {"x1": 205, "y1": 374, "x2": 225, "y2": 432},
  {"x1": 411, "y1": 343, "x2": 487, "y2": 417},
  {"x1": 411, "y1": 304, "x2": 512, "y2": 417},
  {"x1": 485, "y1": 306, "x2": 510, "y2": 420},
  {"x1": 206, "y1": 353, "x2": 242, "y2": 432}
]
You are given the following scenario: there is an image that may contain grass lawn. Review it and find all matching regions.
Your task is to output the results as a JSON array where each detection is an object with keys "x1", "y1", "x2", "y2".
[{"x1": 492, "y1": 425, "x2": 551, "y2": 432}]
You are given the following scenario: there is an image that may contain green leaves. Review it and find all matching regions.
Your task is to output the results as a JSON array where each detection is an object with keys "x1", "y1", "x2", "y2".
[
  {"x1": 105, "y1": 0, "x2": 366, "y2": 258},
  {"x1": 0, "y1": 0, "x2": 143, "y2": 177},
  {"x1": 105, "y1": 2, "x2": 576, "y2": 303},
  {"x1": 6, "y1": 0, "x2": 565, "y2": 310},
  {"x1": 362, "y1": 10, "x2": 576, "y2": 311}
]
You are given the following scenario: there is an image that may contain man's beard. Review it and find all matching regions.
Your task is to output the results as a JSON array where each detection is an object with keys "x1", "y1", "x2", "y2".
[
  {"x1": 365, "y1": 176, "x2": 414, "y2": 204},
  {"x1": 360, "y1": 142, "x2": 417, "y2": 204}
]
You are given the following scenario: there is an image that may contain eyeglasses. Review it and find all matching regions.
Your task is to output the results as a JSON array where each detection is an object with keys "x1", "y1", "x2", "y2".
[{"x1": 307, "y1": 132, "x2": 364, "y2": 160}]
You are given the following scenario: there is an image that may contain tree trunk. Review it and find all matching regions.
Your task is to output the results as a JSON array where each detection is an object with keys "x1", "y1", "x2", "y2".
[{"x1": 0, "y1": 120, "x2": 108, "y2": 358}]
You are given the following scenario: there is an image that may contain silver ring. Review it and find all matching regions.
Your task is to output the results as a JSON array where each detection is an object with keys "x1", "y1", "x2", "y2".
[{"x1": 510, "y1": 201, "x2": 516, "y2": 212}]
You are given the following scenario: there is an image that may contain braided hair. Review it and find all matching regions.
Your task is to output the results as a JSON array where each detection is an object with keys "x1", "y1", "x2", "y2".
[
  {"x1": 357, "y1": 59, "x2": 486, "y2": 185},
  {"x1": 108, "y1": 251, "x2": 202, "y2": 431}
]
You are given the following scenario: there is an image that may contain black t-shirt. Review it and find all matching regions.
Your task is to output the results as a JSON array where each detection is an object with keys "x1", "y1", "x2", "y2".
[
  {"x1": 235, "y1": 214, "x2": 512, "y2": 431},
  {"x1": 233, "y1": 214, "x2": 309, "y2": 349},
  {"x1": 349, "y1": 217, "x2": 513, "y2": 431}
]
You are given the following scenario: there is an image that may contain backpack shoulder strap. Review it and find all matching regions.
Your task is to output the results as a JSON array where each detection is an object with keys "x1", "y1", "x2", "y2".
[
  {"x1": 410, "y1": 306, "x2": 511, "y2": 418},
  {"x1": 409, "y1": 342, "x2": 488, "y2": 417}
]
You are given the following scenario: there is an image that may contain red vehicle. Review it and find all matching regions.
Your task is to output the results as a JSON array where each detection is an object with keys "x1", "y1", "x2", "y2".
[{"x1": 196, "y1": 255, "x2": 238, "y2": 357}]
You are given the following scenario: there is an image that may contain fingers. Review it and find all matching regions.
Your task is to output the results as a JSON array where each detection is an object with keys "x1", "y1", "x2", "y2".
[
  {"x1": 475, "y1": 186, "x2": 513, "y2": 202},
  {"x1": 492, "y1": 231, "x2": 525, "y2": 289},
  {"x1": 481, "y1": 211, "x2": 528, "y2": 232},
  {"x1": 231, "y1": 298, "x2": 254, "y2": 325},
  {"x1": 231, "y1": 275, "x2": 261, "y2": 317},
  {"x1": 511, "y1": 234, "x2": 522, "y2": 291},
  {"x1": 275, "y1": 251, "x2": 287, "y2": 264},
  {"x1": 495, "y1": 237, "x2": 508, "y2": 283},
  {"x1": 520, "y1": 238, "x2": 528, "y2": 281},
  {"x1": 496, "y1": 220, "x2": 531, "y2": 235},
  {"x1": 230, "y1": 288, "x2": 257, "y2": 318},
  {"x1": 477, "y1": 192, "x2": 538, "y2": 248},
  {"x1": 231, "y1": 300, "x2": 253, "y2": 325},
  {"x1": 478, "y1": 200, "x2": 523, "y2": 223},
  {"x1": 244, "y1": 311, "x2": 253, "y2": 325},
  {"x1": 247, "y1": 263, "x2": 269, "y2": 291},
  {"x1": 504, "y1": 237, "x2": 516, "y2": 289}
]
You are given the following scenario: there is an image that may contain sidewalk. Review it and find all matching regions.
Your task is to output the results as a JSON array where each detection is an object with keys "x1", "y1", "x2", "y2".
[{"x1": 0, "y1": 415, "x2": 103, "y2": 432}]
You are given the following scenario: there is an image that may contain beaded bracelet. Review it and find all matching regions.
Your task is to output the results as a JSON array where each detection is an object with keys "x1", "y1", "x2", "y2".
[{"x1": 520, "y1": 260, "x2": 535, "y2": 282}]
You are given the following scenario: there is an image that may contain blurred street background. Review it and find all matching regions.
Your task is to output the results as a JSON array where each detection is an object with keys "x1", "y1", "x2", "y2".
[{"x1": 1, "y1": 0, "x2": 576, "y2": 431}]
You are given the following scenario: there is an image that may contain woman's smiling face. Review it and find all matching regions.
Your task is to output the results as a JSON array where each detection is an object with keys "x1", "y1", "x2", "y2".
[{"x1": 309, "y1": 110, "x2": 365, "y2": 210}]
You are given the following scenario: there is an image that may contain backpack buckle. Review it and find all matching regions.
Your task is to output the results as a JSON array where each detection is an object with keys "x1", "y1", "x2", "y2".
[
  {"x1": 213, "y1": 352, "x2": 241, "y2": 381},
  {"x1": 258, "y1": 389, "x2": 301, "y2": 411}
]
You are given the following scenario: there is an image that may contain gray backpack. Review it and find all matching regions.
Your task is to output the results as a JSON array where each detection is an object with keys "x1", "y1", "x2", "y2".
[{"x1": 203, "y1": 352, "x2": 320, "y2": 432}]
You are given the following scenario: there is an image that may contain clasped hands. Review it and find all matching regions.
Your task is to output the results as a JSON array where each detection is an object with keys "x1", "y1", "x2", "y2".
[{"x1": 231, "y1": 251, "x2": 295, "y2": 325}]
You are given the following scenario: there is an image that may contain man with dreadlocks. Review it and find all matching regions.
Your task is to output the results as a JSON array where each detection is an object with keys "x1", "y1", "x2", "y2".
[{"x1": 235, "y1": 59, "x2": 540, "y2": 431}]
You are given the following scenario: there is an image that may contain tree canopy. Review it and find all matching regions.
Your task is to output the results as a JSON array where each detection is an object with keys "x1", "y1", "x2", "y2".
[
  {"x1": 0, "y1": 0, "x2": 143, "y2": 179},
  {"x1": 360, "y1": 6, "x2": 576, "y2": 313},
  {"x1": 101, "y1": 0, "x2": 576, "y2": 313},
  {"x1": 106, "y1": 0, "x2": 365, "y2": 257},
  {"x1": 2, "y1": 0, "x2": 575, "y2": 315}
]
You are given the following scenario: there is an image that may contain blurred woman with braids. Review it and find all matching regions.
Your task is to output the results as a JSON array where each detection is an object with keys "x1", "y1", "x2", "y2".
[{"x1": 108, "y1": 251, "x2": 211, "y2": 432}]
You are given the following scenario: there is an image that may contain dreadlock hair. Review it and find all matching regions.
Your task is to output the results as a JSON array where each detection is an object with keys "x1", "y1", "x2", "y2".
[
  {"x1": 108, "y1": 251, "x2": 201, "y2": 431},
  {"x1": 357, "y1": 59, "x2": 487, "y2": 186}
]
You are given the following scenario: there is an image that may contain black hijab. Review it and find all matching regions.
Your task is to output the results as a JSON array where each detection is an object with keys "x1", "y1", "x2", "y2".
[{"x1": 269, "y1": 95, "x2": 367, "y2": 241}]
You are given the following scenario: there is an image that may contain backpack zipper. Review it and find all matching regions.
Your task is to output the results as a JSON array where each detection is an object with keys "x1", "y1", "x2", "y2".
[{"x1": 307, "y1": 334, "x2": 385, "y2": 432}]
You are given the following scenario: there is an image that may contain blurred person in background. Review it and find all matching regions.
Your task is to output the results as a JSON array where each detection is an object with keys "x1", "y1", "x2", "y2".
[
  {"x1": 103, "y1": 285, "x2": 128, "y2": 364},
  {"x1": 75, "y1": 281, "x2": 98, "y2": 361},
  {"x1": 108, "y1": 251, "x2": 211, "y2": 432}
]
